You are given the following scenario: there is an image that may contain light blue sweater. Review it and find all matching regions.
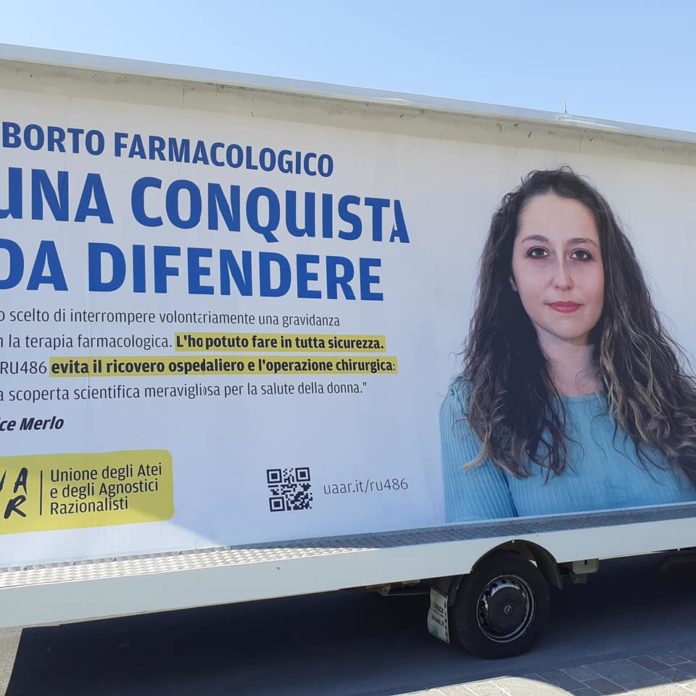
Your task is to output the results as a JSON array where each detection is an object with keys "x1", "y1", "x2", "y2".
[{"x1": 440, "y1": 380, "x2": 696, "y2": 522}]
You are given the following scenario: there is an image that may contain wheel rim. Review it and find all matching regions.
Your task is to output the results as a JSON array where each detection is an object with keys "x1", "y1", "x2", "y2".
[{"x1": 475, "y1": 573, "x2": 535, "y2": 643}]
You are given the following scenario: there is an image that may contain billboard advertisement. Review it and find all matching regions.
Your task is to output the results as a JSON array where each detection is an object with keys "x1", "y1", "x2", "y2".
[{"x1": 1, "y1": 68, "x2": 695, "y2": 567}]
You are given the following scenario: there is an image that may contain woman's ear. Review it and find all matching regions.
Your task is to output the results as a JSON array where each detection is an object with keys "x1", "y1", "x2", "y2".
[{"x1": 509, "y1": 276, "x2": 518, "y2": 292}]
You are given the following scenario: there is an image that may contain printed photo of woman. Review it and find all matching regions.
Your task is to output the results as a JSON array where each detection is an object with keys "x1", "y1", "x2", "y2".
[{"x1": 441, "y1": 168, "x2": 696, "y2": 521}]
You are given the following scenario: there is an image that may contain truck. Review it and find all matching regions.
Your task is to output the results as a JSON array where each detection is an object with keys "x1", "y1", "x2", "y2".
[{"x1": 1, "y1": 42, "x2": 696, "y2": 690}]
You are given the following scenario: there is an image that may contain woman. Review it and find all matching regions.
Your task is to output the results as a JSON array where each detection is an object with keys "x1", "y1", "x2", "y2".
[{"x1": 441, "y1": 168, "x2": 696, "y2": 521}]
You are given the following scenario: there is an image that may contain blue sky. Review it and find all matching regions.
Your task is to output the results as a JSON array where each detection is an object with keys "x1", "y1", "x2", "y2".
[{"x1": 1, "y1": 1, "x2": 694, "y2": 132}]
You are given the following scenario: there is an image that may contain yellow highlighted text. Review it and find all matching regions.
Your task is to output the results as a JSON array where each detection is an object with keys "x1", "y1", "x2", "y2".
[
  {"x1": 50, "y1": 355, "x2": 398, "y2": 377},
  {"x1": 174, "y1": 333, "x2": 386, "y2": 353}
]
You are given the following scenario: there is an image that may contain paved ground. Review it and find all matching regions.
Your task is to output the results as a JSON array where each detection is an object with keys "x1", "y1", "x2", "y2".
[{"x1": 408, "y1": 647, "x2": 696, "y2": 694}]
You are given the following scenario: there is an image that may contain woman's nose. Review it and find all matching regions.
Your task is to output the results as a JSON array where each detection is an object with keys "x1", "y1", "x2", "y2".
[{"x1": 552, "y1": 259, "x2": 573, "y2": 289}]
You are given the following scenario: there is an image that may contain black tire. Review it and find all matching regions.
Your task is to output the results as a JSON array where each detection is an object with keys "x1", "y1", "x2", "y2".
[{"x1": 451, "y1": 551, "x2": 550, "y2": 658}]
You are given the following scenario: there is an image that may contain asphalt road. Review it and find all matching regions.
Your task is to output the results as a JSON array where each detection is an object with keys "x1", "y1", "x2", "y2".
[{"x1": 7, "y1": 553, "x2": 696, "y2": 695}]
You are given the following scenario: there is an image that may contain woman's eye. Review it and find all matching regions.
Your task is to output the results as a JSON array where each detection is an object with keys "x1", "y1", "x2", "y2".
[
  {"x1": 527, "y1": 247, "x2": 548, "y2": 258},
  {"x1": 571, "y1": 249, "x2": 592, "y2": 261}
]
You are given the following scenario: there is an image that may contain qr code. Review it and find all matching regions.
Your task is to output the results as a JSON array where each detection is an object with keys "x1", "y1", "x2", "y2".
[{"x1": 266, "y1": 467, "x2": 313, "y2": 512}]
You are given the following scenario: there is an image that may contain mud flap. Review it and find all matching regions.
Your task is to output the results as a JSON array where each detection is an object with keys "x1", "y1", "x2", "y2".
[{"x1": 427, "y1": 587, "x2": 450, "y2": 643}]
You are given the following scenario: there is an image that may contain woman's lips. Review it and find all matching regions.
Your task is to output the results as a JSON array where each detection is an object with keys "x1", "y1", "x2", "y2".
[{"x1": 548, "y1": 301, "x2": 582, "y2": 313}]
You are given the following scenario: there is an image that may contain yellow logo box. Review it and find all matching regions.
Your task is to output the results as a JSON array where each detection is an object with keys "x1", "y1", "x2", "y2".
[{"x1": 0, "y1": 450, "x2": 173, "y2": 534}]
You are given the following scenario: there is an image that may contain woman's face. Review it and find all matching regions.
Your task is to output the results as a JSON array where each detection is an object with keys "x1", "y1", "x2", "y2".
[{"x1": 510, "y1": 192, "x2": 604, "y2": 349}]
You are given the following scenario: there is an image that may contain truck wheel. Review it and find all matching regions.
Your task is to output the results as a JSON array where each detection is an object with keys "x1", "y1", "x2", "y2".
[{"x1": 452, "y1": 551, "x2": 550, "y2": 658}]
